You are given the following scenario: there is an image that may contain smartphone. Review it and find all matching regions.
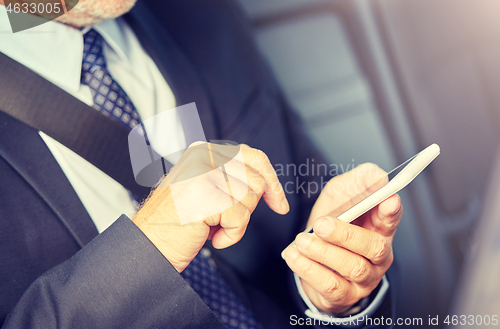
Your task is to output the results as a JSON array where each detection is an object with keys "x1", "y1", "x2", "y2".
[{"x1": 298, "y1": 143, "x2": 440, "y2": 237}]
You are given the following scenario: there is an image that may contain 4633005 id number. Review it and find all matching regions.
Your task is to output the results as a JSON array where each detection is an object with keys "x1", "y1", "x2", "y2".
[
  {"x1": 444, "y1": 315, "x2": 498, "y2": 326},
  {"x1": 6, "y1": 2, "x2": 63, "y2": 15}
]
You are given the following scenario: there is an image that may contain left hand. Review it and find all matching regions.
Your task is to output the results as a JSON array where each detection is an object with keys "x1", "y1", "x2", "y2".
[{"x1": 282, "y1": 163, "x2": 402, "y2": 314}]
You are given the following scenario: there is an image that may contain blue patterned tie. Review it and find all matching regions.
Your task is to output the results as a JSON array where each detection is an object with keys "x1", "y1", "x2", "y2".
[
  {"x1": 182, "y1": 250, "x2": 263, "y2": 329},
  {"x1": 81, "y1": 29, "x2": 263, "y2": 329},
  {"x1": 81, "y1": 29, "x2": 141, "y2": 131}
]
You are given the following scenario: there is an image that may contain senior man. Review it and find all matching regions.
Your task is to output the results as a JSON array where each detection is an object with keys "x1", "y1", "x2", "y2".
[{"x1": 0, "y1": 0, "x2": 401, "y2": 328}]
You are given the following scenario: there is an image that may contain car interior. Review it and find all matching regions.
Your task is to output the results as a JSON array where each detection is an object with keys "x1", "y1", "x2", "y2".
[{"x1": 236, "y1": 0, "x2": 500, "y2": 326}]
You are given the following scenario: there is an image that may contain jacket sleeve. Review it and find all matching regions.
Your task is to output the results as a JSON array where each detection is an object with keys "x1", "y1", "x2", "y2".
[{"x1": 2, "y1": 215, "x2": 223, "y2": 329}]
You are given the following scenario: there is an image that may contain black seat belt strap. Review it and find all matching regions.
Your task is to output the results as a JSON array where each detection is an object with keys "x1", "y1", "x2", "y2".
[{"x1": 0, "y1": 52, "x2": 151, "y2": 199}]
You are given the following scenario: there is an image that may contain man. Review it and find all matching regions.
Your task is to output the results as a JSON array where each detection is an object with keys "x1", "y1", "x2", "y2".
[{"x1": 0, "y1": 0, "x2": 401, "y2": 327}]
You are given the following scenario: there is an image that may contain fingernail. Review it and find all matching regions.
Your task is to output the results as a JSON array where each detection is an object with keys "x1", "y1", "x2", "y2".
[
  {"x1": 296, "y1": 233, "x2": 312, "y2": 250},
  {"x1": 281, "y1": 198, "x2": 290, "y2": 212},
  {"x1": 283, "y1": 246, "x2": 299, "y2": 260},
  {"x1": 315, "y1": 217, "x2": 334, "y2": 236}
]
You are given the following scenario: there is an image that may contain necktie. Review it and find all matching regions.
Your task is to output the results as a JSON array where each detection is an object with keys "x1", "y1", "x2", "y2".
[
  {"x1": 81, "y1": 29, "x2": 263, "y2": 329},
  {"x1": 182, "y1": 250, "x2": 263, "y2": 329},
  {"x1": 81, "y1": 29, "x2": 141, "y2": 131}
]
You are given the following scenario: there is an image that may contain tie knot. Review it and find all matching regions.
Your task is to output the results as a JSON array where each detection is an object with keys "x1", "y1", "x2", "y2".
[{"x1": 82, "y1": 29, "x2": 106, "y2": 74}]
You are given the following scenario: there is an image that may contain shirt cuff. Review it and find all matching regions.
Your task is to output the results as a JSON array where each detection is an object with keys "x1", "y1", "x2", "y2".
[{"x1": 294, "y1": 273, "x2": 389, "y2": 328}]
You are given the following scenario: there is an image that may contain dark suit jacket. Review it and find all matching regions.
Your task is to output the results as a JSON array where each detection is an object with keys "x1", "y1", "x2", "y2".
[{"x1": 0, "y1": 0, "x2": 395, "y2": 328}]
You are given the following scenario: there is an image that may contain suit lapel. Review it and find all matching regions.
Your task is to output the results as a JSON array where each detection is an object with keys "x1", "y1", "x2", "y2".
[
  {"x1": 0, "y1": 112, "x2": 98, "y2": 247},
  {"x1": 125, "y1": 2, "x2": 220, "y2": 141}
]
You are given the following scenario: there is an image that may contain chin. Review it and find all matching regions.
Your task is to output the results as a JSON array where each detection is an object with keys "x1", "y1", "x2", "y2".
[{"x1": 57, "y1": 0, "x2": 138, "y2": 27}]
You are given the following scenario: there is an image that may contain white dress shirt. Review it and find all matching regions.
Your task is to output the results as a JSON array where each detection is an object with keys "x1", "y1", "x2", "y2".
[
  {"x1": 0, "y1": 6, "x2": 181, "y2": 233},
  {"x1": 0, "y1": 6, "x2": 387, "y2": 326}
]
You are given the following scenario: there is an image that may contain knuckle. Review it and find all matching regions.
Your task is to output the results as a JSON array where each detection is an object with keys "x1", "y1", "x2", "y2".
[
  {"x1": 315, "y1": 240, "x2": 330, "y2": 258},
  {"x1": 386, "y1": 207, "x2": 403, "y2": 229},
  {"x1": 340, "y1": 226, "x2": 355, "y2": 245},
  {"x1": 322, "y1": 276, "x2": 340, "y2": 295},
  {"x1": 301, "y1": 234, "x2": 328, "y2": 257},
  {"x1": 386, "y1": 218, "x2": 400, "y2": 230},
  {"x1": 351, "y1": 258, "x2": 371, "y2": 283},
  {"x1": 301, "y1": 260, "x2": 315, "y2": 278},
  {"x1": 246, "y1": 189, "x2": 258, "y2": 204},
  {"x1": 257, "y1": 173, "x2": 266, "y2": 187},
  {"x1": 330, "y1": 285, "x2": 348, "y2": 304},
  {"x1": 188, "y1": 141, "x2": 206, "y2": 149},
  {"x1": 242, "y1": 207, "x2": 251, "y2": 222},
  {"x1": 372, "y1": 237, "x2": 391, "y2": 264},
  {"x1": 186, "y1": 145, "x2": 208, "y2": 162}
]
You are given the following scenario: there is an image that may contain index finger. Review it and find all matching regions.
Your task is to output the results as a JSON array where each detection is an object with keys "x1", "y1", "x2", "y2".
[
  {"x1": 240, "y1": 146, "x2": 289, "y2": 215},
  {"x1": 313, "y1": 216, "x2": 393, "y2": 266}
]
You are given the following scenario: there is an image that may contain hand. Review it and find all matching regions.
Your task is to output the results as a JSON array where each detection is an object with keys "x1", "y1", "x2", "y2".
[
  {"x1": 133, "y1": 142, "x2": 289, "y2": 272},
  {"x1": 282, "y1": 163, "x2": 402, "y2": 314}
]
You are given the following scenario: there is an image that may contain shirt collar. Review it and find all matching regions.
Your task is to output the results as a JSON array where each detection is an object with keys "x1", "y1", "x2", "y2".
[
  {"x1": 0, "y1": 6, "x2": 131, "y2": 94},
  {"x1": 84, "y1": 18, "x2": 131, "y2": 65}
]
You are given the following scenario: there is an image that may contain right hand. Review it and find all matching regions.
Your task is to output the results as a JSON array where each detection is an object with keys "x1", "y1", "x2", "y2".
[
  {"x1": 132, "y1": 142, "x2": 289, "y2": 272},
  {"x1": 282, "y1": 164, "x2": 400, "y2": 314}
]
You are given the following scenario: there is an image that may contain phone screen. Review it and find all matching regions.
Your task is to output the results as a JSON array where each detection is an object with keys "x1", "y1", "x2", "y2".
[{"x1": 306, "y1": 153, "x2": 418, "y2": 232}]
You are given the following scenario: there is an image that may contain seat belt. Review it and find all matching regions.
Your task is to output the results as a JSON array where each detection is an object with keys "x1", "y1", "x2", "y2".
[{"x1": 0, "y1": 52, "x2": 152, "y2": 199}]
